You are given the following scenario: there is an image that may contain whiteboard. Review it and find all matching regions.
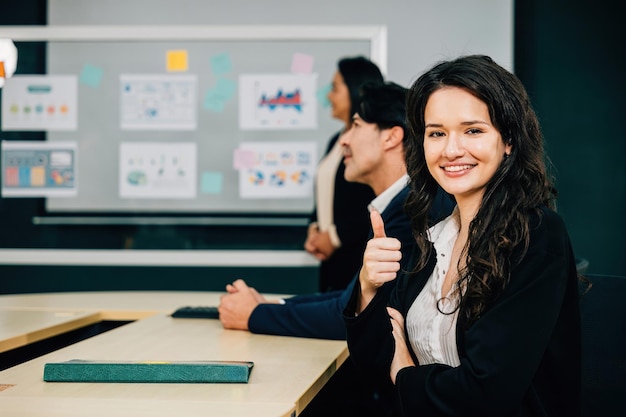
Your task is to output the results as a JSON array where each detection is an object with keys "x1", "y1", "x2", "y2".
[{"x1": 1, "y1": 26, "x2": 386, "y2": 217}]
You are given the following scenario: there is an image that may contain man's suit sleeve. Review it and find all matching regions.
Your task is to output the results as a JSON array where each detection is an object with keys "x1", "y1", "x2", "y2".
[
  {"x1": 246, "y1": 185, "x2": 421, "y2": 341},
  {"x1": 287, "y1": 290, "x2": 344, "y2": 304},
  {"x1": 248, "y1": 280, "x2": 355, "y2": 340}
]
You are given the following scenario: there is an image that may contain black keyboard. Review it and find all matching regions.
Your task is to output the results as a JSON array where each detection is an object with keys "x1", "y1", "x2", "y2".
[{"x1": 171, "y1": 306, "x2": 220, "y2": 319}]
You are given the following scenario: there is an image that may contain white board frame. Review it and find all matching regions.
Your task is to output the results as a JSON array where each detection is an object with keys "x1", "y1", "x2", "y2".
[{"x1": 0, "y1": 25, "x2": 387, "y2": 75}]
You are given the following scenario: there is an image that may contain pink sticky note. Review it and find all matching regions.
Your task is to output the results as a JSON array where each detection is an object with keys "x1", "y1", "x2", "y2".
[
  {"x1": 291, "y1": 53, "x2": 314, "y2": 74},
  {"x1": 233, "y1": 148, "x2": 257, "y2": 170}
]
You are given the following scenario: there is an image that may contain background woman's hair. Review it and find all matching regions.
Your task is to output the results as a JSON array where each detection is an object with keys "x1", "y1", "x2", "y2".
[
  {"x1": 404, "y1": 54, "x2": 556, "y2": 326},
  {"x1": 337, "y1": 56, "x2": 384, "y2": 117}
]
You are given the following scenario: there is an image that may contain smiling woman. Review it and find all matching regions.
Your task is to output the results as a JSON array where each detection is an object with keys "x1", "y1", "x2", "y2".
[
  {"x1": 423, "y1": 86, "x2": 511, "y2": 213},
  {"x1": 344, "y1": 55, "x2": 582, "y2": 417}
]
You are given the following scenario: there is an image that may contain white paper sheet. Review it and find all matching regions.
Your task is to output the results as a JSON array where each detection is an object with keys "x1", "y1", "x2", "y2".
[
  {"x1": 119, "y1": 74, "x2": 197, "y2": 130},
  {"x1": 237, "y1": 141, "x2": 316, "y2": 199},
  {"x1": 239, "y1": 74, "x2": 317, "y2": 130},
  {"x1": 1, "y1": 75, "x2": 78, "y2": 131},
  {"x1": 1, "y1": 140, "x2": 78, "y2": 197},
  {"x1": 119, "y1": 142, "x2": 197, "y2": 199}
]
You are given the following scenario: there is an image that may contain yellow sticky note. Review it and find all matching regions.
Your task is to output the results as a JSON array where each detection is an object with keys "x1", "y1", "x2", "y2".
[{"x1": 167, "y1": 50, "x2": 188, "y2": 72}]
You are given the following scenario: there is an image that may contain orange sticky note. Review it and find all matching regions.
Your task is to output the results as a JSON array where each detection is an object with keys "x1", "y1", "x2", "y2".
[
  {"x1": 0, "y1": 61, "x2": 5, "y2": 78},
  {"x1": 167, "y1": 50, "x2": 188, "y2": 72}
]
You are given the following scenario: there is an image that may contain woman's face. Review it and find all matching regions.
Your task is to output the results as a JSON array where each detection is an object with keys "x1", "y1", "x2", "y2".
[
  {"x1": 423, "y1": 86, "x2": 511, "y2": 207},
  {"x1": 327, "y1": 71, "x2": 351, "y2": 124}
]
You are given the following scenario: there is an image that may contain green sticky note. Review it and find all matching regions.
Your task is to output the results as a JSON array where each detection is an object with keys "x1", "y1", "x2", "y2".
[
  {"x1": 210, "y1": 53, "x2": 233, "y2": 75},
  {"x1": 316, "y1": 83, "x2": 332, "y2": 108},
  {"x1": 201, "y1": 171, "x2": 223, "y2": 194},
  {"x1": 203, "y1": 90, "x2": 225, "y2": 112},
  {"x1": 214, "y1": 78, "x2": 237, "y2": 100},
  {"x1": 80, "y1": 64, "x2": 104, "y2": 88}
]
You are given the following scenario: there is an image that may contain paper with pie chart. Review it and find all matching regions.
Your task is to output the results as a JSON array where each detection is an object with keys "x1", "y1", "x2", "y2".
[
  {"x1": 119, "y1": 142, "x2": 197, "y2": 199},
  {"x1": 1, "y1": 75, "x2": 78, "y2": 131},
  {"x1": 237, "y1": 141, "x2": 316, "y2": 199}
]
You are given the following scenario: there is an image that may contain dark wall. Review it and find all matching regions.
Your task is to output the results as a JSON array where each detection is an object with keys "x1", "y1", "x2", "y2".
[
  {"x1": 0, "y1": 0, "x2": 624, "y2": 295},
  {"x1": 0, "y1": 265, "x2": 319, "y2": 295},
  {"x1": 0, "y1": 1, "x2": 49, "y2": 251},
  {"x1": 514, "y1": 0, "x2": 625, "y2": 276}
]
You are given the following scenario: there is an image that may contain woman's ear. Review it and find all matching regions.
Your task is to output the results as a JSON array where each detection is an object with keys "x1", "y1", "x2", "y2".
[{"x1": 504, "y1": 138, "x2": 512, "y2": 157}]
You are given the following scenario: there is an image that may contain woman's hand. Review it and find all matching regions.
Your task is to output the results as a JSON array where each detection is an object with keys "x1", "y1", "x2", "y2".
[
  {"x1": 305, "y1": 223, "x2": 337, "y2": 261},
  {"x1": 305, "y1": 222, "x2": 335, "y2": 261},
  {"x1": 387, "y1": 306, "x2": 416, "y2": 384},
  {"x1": 304, "y1": 222, "x2": 325, "y2": 260},
  {"x1": 357, "y1": 210, "x2": 402, "y2": 312},
  {"x1": 361, "y1": 211, "x2": 402, "y2": 286}
]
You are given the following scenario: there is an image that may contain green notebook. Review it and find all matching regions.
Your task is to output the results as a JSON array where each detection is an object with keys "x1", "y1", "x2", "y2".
[{"x1": 43, "y1": 360, "x2": 254, "y2": 383}]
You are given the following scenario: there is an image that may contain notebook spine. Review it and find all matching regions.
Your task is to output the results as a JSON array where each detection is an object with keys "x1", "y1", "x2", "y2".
[{"x1": 43, "y1": 362, "x2": 251, "y2": 383}]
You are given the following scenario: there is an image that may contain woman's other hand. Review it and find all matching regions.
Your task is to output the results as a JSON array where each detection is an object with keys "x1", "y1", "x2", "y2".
[{"x1": 387, "y1": 306, "x2": 416, "y2": 384}]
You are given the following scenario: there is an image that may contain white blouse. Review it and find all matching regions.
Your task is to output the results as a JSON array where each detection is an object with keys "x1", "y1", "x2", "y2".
[
  {"x1": 405, "y1": 210, "x2": 462, "y2": 367},
  {"x1": 314, "y1": 136, "x2": 344, "y2": 248}
]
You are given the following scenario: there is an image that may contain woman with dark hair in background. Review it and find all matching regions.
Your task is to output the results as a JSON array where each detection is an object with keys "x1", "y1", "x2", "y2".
[
  {"x1": 305, "y1": 56, "x2": 383, "y2": 292},
  {"x1": 344, "y1": 55, "x2": 581, "y2": 416}
]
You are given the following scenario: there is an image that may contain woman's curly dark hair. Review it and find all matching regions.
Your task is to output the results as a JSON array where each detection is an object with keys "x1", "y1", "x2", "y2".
[{"x1": 404, "y1": 55, "x2": 557, "y2": 327}]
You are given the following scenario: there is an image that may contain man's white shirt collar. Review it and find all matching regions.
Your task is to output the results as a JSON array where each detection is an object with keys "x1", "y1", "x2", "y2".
[{"x1": 368, "y1": 174, "x2": 410, "y2": 214}]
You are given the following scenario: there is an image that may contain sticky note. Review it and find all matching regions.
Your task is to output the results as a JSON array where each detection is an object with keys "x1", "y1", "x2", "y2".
[
  {"x1": 202, "y1": 79, "x2": 237, "y2": 112},
  {"x1": 316, "y1": 83, "x2": 332, "y2": 108},
  {"x1": 214, "y1": 78, "x2": 237, "y2": 100},
  {"x1": 200, "y1": 171, "x2": 223, "y2": 194},
  {"x1": 167, "y1": 50, "x2": 188, "y2": 72},
  {"x1": 233, "y1": 149, "x2": 256, "y2": 170},
  {"x1": 203, "y1": 90, "x2": 225, "y2": 112},
  {"x1": 0, "y1": 61, "x2": 5, "y2": 78},
  {"x1": 210, "y1": 53, "x2": 233, "y2": 75},
  {"x1": 291, "y1": 53, "x2": 314, "y2": 74},
  {"x1": 79, "y1": 64, "x2": 104, "y2": 88}
]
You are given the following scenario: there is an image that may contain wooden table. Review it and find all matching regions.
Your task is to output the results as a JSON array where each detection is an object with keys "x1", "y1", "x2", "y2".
[
  {"x1": 0, "y1": 292, "x2": 348, "y2": 416},
  {"x1": 0, "y1": 291, "x2": 231, "y2": 321},
  {"x1": 0, "y1": 309, "x2": 100, "y2": 353}
]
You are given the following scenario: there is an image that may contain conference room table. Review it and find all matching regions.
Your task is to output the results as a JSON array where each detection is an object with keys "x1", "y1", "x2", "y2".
[{"x1": 0, "y1": 291, "x2": 349, "y2": 416}]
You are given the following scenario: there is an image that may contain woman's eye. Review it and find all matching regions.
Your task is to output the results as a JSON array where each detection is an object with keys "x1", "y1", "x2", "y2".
[
  {"x1": 466, "y1": 128, "x2": 483, "y2": 135},
  {"x1": 427, "y1": 131, "x2": 445, "y2": 138}
]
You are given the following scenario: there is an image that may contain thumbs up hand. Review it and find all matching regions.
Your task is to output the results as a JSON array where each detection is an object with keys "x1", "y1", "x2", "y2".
[
  {"x1": 371, "y1": 208, "x2": 387, "y2": 239},
  {"x1": 358, "y1": 210, "x2": 402, "y2": 306}
]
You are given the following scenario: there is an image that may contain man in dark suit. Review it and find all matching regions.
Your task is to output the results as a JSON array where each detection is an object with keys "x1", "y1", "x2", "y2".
[{"x1": 217, "y1": 82, "x2": 453, "y2": 340}]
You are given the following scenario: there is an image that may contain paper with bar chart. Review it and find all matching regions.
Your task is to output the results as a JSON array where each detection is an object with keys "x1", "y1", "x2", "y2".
[
  {"x1": 238, "y1": 74, "x2": 317, "y2": 130},
  {"x1": 1, "y1": 141, "x2": 78, "y2": 197}
]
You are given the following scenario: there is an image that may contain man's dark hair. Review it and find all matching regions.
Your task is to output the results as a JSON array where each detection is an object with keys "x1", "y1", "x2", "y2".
[{"x1": 357, "y1": 82, "x2": 408, "y2": 131}]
